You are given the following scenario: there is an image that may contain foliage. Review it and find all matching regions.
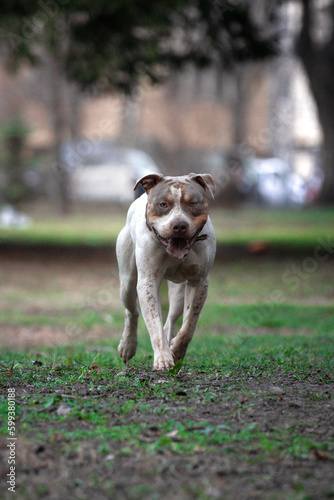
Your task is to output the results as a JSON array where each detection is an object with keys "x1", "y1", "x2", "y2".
[
  {"x1": 0, "y1": 0, "x2": 279, "y2": 92},
  {"x1": 0, "y1": 115, "x2": 31, "y2": 141},
  {"x1": 0, "y1": 115, "x2": 32, "y2": 205}
]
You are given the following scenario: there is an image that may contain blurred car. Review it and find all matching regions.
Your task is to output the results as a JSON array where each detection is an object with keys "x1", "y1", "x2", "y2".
[
  {"x1": 242, "y1": 157, "x2": 323, "y2": 206},
  {"x1": 250, "y1": 158, "x2": 290, "y2": 206},
  {"x1": 61, "y1": 141, "x2": 160, "y2": 203},
  {"x1": 0, "y1": 205, "x2": 31, "y2": 228}
]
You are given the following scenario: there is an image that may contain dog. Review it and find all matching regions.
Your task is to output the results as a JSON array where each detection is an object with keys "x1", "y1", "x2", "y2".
[{"x1": 116, "y1": 172, "x2": 216, "y2": 370}]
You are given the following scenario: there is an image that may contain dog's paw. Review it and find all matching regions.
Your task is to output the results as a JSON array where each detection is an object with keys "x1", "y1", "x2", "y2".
[
  {"x1": 152, "y1": 351, "x2": 175, "y2": 371},
  {"x1": 170, "y1": 338, "x2": 187, "y2": 364},
  {"x1": 118, "y1": 338, "x2": 137, "y2": 363}
]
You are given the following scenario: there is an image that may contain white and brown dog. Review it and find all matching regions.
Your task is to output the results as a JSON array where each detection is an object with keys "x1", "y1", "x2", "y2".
[{"x1": 116, "y1": 173, "x2": 216, "y2": 370}]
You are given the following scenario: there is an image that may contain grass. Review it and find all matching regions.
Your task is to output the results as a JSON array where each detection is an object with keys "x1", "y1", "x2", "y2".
[
  {"x1": 0, "y1": 329, "x2": 333, "y2": 473},
  {"x1": 198, "y1": 303, "x2": 334, "y2": 334},
  {"x1": 0, "y1": 211, "x2": 124, "y2": 246},
  {"x1": 1, "y1": 307, "x2": 333, "y2": 421},
  {"x1": 0, "y1": 226, "x2": 334, "y2": 498},
  {"x1": 1, "y1": 323, "x2": 334, "y2": 498},
  {"x1": 1, "y1": 204, "x2": 334, "y2": 248},
  {"x1": 1, "y1": 303, "x2": 333, "y2": 336},
  {"x1": 212, "y1": 207, "x2": 334, "y2": 247},
  {"x1": 0, "y1": 309, "x2": 124, "y2": 329}
]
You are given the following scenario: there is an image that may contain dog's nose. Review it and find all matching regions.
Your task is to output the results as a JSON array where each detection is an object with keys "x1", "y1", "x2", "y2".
[{"x1": 172, "y1": 221, "x2": 188, "y2": 234}]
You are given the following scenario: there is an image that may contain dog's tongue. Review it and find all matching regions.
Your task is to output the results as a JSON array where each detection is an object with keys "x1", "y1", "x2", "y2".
[{"x1": 166, "y1": 238, "x2": 190, "y2": 260}]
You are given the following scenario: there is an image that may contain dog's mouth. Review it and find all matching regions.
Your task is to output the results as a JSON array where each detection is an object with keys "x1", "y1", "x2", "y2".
[{"x1": 152, "y1": 228, "x2": 201, "y2": 260}]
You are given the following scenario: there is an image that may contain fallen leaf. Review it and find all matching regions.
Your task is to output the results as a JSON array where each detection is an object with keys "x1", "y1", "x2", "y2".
[
  {"x1": 314, "y1": 449, "x2": 333, "y2": 461},
  {"x1": 166, "y1": 430, "x2": 182, "y2": 441},
  {"x1": 248, "y1": 242, "x2": 271, "y2": 255},
  {"x1": 56, "y1": 404, "x2": 72, "y2": 417},
  {"x1": 7, "y1": 361, "x2": 14, "y2": 378},
  {"x1": 269, "y1": 386, "x2": 285, "y2": 396},
  {"x1": 91, "y1": 364, "x2": 101, "y2": 372},
  {"x1": 239, "y1": 395, "x2": 248, "y2": 404}
]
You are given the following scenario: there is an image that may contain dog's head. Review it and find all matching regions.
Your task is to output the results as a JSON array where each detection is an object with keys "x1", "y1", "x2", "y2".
[{"x1": 134, "y1": 173, "x2": 215, "y2": 260}]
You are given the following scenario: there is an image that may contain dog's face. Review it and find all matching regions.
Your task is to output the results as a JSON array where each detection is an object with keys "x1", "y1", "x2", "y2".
[{"x1": 135, "y1": 173, "x2": 215, "y2": 260}]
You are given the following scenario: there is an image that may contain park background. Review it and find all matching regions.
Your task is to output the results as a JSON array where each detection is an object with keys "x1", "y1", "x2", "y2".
[{"x1": 0, "y1": 1, "x2": 333, "y2": 499}]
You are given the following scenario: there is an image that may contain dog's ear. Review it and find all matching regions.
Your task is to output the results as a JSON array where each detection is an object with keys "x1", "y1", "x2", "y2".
[
  {"x1": 134, "y1": 173, "x2": 164, "y2": 193},
  {"x1": 188, "y1": 173, "x2": 215, "y2": 200}
]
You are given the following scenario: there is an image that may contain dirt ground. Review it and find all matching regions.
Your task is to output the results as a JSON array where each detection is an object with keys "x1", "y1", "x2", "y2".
[
  {"x1": 0, "y1": 253, "x2": 334, "y2": 499},
  {"x1": 1, "y1": 370, "x2": 333, "y2": 500}
]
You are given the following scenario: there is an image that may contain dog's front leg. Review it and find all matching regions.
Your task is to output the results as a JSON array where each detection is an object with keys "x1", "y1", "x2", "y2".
[
  {"x1": 170, "y1": 278, "x2": 209, "y2": 363},
  {"x1": 137, "y1": 274, "x2": 175, "y2": 371}
]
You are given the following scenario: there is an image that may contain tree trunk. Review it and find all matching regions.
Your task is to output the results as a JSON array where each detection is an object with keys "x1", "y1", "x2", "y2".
[
  {"x1": 67, "y1": 82, "x2": 82, "y2": 142},
  {"x1": 297, "y1": 0, "x2": 334, "y2": 204},
  {"x1": 321, "y1": 130, "x2": 334, "y2": 203},
  {"x1": 234, "y1": 65, "x2": 248, "y2": 146},
  {"x1": 49, "y1": 50, "x2": 71, "y2": 215}
]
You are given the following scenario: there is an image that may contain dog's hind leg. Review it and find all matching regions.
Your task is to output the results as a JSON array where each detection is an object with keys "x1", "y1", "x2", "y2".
[
  {"x1": 116, "y1": 227, "x2": 139, "y2": 363},
  {"x1": 164, "y1": 281, "x2": 186, "y2": 345}
]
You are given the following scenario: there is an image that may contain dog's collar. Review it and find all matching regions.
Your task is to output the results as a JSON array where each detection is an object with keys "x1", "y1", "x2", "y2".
[{"x1": 196, "y1": 234, "x2": 208, "y2": 241}]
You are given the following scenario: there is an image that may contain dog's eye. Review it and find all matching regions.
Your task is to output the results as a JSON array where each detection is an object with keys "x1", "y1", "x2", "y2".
[
  {"x1": 190, "y1": 201, "x2": 198, "y2": 207},
  {"x1": 159, "y1": 202, "x2": 168, "y2": 208}
]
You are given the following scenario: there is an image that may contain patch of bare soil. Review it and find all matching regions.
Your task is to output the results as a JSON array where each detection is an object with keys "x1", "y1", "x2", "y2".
[
  {"x1": 1, "y1": 370, "x2": 333, "y2": 500},
  {"x1": 0, "y1": 325, "x2": 119, "y2": 348}
]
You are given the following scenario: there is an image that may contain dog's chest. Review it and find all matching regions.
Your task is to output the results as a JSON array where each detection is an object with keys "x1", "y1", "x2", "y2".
[{"x1": 163, "y1": 257, "x2": 205, "y2": 283}]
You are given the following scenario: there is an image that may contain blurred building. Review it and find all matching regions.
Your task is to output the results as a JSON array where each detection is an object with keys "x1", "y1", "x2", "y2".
[{"x1": 0, "y1": 11, "x2": 322, "y2": 179}]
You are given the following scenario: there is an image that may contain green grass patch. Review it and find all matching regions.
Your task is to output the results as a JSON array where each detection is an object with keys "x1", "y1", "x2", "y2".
[
  {"x1": 0, "y1": 213, "x2": 124, "y2": 246},
  {"x1": 0, "y1": 309, "x2": 124, "y2": 329},
  {"x1": 1, "y1": 323, "x2": 333, "y2": 387},
  {"x1": 198, "y1": 303, "x2": 334, "y2": 334},
  {"x1": 1, "y1": 206, "x2": 334, "y2": 248},
  {"x1": 0, "y1": 338, "x2": 333, "y2": 462},
  {"x1": 1, "y1": 327, "x2": 333, "y2": 498},
  {"x1": 213, "y1": 207, "x2": 334, "y2": 248}
]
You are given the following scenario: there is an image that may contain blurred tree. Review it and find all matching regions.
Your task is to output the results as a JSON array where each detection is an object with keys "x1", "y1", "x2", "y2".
[
  {"x1": 0, "y1": 0, "x2": 278, "y2": 212},
  {"x1": 297, "y1": 0, "x2": 334, "y2": 204},
  {"x1": 0, "y1": 116, "x2": 31, "y2": 205},
  {"x1": 0, "y1": 1, "x2": 278, "y2": 90}
]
